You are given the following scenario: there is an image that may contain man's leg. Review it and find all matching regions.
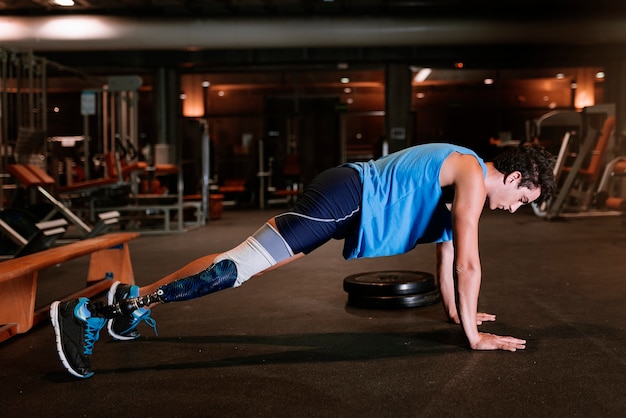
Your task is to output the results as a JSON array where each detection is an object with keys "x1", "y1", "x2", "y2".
[
  {"x1": 135, "y1": 218, "x2": 293, "y2": 295},
  {"x1": 107, "y1": 219, "x2": 297, "y2": 339},
  {"x1": 107, "y1": 166, "x2": 362, "y2": 332},
  {"x1": 50, "y1": 220, "x2": 299, "y2": 378},
  {"x1": 51, "y1": 167, "x2": 361, "y2": 378}
]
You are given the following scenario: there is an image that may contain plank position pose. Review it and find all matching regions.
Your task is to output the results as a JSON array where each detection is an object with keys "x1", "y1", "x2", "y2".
[{"x1": 51, "y1": 142, "x2": 555, "y2": 378}]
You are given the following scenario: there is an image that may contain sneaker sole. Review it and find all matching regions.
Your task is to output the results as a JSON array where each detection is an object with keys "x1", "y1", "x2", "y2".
[
  {"x1": 106, "y1": 281, "x2": 139, "y2": 341},
  {"x1": 50, "y1": 301, "x2": 93, "y2": 379}
]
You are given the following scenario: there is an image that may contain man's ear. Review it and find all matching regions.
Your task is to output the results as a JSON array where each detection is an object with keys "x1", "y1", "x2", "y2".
[{"x1": 506, "y1": 171, "x2": 522, "y2": 184}]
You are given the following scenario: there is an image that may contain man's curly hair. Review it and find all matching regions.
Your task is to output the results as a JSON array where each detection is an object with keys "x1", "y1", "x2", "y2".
[{"x1": 492, "y1": 144, "x2": 556, "y2": 204}]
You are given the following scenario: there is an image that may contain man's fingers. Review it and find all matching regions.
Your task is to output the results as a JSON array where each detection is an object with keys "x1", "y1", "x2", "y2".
[
  {"x1": 500, "y1": 336, "x2": 526, "y2": 351},
  {"x1": 476, "y1": 312, "x2": 496, "y2": 325},
  {"x1": 476, "y1": 333, "x2": 527, "y2": 351}
]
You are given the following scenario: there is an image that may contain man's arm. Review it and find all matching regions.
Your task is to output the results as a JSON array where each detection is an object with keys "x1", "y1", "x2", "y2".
[
  {"x1": 436, "y1": 241, "x2": 497, "y2": 325},
  {"x1": 443, "y1": 153, "x2": 526, "y2": 351},
  {"x1": 436, "y1": 241, "x2": 458, "y2": 323},
  {"x1": 449, "y1": 164, "x2": 483, "y2": 347}
]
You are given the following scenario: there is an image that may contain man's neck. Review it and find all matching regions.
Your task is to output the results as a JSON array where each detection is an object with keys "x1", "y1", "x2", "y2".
[{"x1": 483, "y1": 162, "x2": 503, "y2": 193}]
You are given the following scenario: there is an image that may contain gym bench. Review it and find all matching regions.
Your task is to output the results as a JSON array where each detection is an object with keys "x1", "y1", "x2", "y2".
[
  {"x1": 0, "y1": 231, "x2": 139, "y2": 343},
  {"x1": 7, "y1": 164, "x2": 120, "y2": 238}
]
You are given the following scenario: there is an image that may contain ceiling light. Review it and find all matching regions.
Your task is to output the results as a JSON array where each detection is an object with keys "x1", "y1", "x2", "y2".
[
  {"x1": 53, "y1": 0, "x2": 75, "y2": 6},
  {"x1": 414, "y1": 68, "x2": 431, "y2": 83},
  {"x1": 596, "y1": 71, "x2": 605, "y2": 79},
  {"x1": 340, "y1": 77, "x2": 350, "y2": 84},
  {"x1": 556, "y1": 73, "x2": 565, "y2": 79},
  {"x1": 484, "y1": 78, "x2": 494, "y2": 85},
  {"x1": 38, "y1": 17, "x2": 114, "y2": 39}
]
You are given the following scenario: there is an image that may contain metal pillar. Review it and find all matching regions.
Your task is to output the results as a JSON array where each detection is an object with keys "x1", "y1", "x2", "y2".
[
  {"x1": 385, "y1": 63, "x2": 412, "y2": 153},
  {"x1": 200, "y1": 81, "x2": 211, "y2": 223}
]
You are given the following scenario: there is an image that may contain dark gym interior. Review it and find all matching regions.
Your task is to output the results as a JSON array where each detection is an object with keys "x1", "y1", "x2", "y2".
[{"x1": 1, "y1": 1, "x2": 626, "y2": 417}]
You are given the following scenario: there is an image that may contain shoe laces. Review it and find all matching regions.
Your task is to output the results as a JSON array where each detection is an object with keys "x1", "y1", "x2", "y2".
[
  {"x1": 134, "y1": 309, "x2": 158, "y2": 336},
  {"x1": 83, "y1": 317, "x2": 106, "y2": 355}
]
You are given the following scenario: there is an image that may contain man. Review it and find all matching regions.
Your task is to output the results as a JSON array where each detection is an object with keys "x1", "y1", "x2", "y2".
[{"x1": 51, "y1": 142, "x2": 555, "y2": 378}]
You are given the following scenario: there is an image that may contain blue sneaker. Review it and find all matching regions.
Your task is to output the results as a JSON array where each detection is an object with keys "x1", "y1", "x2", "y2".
[
  {"x1": 107, "y1": 281, "x2": 157, "y2": 340},
  {"x1": 50, "y1": 297, "x2": 106, "y2": 379}
]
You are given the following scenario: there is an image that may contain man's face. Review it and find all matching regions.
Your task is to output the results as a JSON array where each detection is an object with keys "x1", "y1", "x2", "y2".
[{"x1": 488, "y1": 171, "x2": 541, "y2": 213}]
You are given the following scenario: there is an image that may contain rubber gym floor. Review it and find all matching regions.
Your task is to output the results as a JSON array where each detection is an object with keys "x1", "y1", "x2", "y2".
[{"x1": 1, "y1": 206, "x2": 625, "y2": 418}]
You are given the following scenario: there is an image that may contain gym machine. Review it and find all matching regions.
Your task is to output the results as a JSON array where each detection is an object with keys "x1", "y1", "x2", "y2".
[
  {"x1": 0, "y1": 48, "x2": 125, "y2": 248},
  {"x1": 594, "y1": 156, "x2": 626, "y2": 211},
  {"x1": 0, "y1": 210, "x2": 67, "y2": 259},
  {"x1": 78, "y1": 76, "x2": 196, "y2": 233},
  {"x1": 530, "y1": 104, "x2": 624, "y2": 219}
]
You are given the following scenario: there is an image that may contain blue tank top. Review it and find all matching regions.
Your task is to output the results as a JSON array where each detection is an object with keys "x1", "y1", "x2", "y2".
[{"x1": 343, "y1": 143, "x2": 486, "y2": 259}]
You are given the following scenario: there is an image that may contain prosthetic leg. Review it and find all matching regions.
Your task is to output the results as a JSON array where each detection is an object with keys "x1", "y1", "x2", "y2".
[
  {"x1": 90, "y1": 222, "x2": 293, "y2": 320},
  {"x1": 91, "y1": 259, "x2": 238, "y2": 319}
]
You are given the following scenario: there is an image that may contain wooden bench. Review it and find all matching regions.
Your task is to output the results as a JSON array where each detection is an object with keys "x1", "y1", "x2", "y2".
[{"x1": 0, "y1": 232, "x2": 140, "y2": 343}]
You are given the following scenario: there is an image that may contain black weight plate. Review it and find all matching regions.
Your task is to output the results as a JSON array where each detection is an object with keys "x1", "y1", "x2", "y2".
[
  {"x1": 347, "y1": 289, "x2": 441, "y2": 310},
  {"x1": 343, "y1": 270, "x2": 436, "y2": 296}
]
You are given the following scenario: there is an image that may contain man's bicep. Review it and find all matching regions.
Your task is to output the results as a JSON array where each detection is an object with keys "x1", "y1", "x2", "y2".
[
  {"x1": 451, "y1": 179, "x2": 484, "y2": 268},
  {"x1": 452, "y1": 214, "x2": 480, "y2": 263}
]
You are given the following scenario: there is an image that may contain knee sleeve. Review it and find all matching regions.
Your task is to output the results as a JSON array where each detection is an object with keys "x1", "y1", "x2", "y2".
[
  {"x1": 252, "y1": 222, "x2": 293, "y2": 261},
  {"x1": 215, "y1": 222, "x2": 293, "y2": 286}
]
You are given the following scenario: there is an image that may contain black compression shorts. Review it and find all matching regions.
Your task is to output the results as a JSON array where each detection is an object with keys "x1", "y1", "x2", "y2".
[{"x1": 274, "y1": 166, "x2": 362, "y2": 255}]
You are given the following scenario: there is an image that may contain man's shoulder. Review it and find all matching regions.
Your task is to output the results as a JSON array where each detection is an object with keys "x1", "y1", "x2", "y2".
[{"x1": 440, "y1": 152, "x2": 484, "y2": 187}]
